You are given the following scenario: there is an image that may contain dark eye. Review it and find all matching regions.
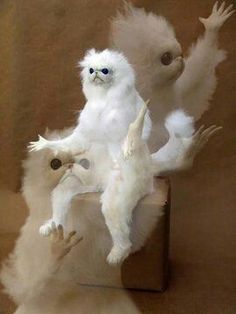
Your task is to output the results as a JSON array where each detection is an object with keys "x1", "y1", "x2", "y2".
[
  {"x1": 78, "y1": 158, "x2": 90, "y2": 169},
  {"x1": 89, "y1": 68, "x2": 94, "y2": 74},
  {"x1": 101, "y1": 68, "x2": 109, "y2": 75},
  {"x1": 50, "y1": 158, "x2": 62, "y2": 170},
  {"x1": 161, "y1": 52, "x2": 173, "y2": 65}
]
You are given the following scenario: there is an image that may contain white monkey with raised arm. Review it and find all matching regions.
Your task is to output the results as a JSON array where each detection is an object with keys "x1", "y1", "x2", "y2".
[
  {"x1": 28, "y1": 49, "x2": 221, "y2": 264},
  {"x1": 110, "y1": 1, "x2": 234, "y2": 150},
  {"x1": 28, "y1": 49, "x2": 152, "y2": 240}
]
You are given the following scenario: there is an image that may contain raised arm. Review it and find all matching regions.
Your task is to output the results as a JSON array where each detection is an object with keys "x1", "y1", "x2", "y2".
[{"x1": 176, "y1": 2, "x2": 234, "y2": 120}]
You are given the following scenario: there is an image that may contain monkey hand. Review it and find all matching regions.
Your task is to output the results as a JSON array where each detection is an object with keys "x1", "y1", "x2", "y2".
[
  {"x1": 199, "y1": 2, "x2": 235, "y2": 32},
  {"x1": 176, "y1": 124, "x2": 222, "y2": 170},
  {"x1": 49, "y1": 223, "x2": 82, "y2": 261},
  {"x1": 28, "y1": 135, "x2": 65, "y2": 153}
]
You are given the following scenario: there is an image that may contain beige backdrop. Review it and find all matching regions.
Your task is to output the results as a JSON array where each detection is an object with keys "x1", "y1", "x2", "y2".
[{"x1": 0, "y1": 0, "x2": 235, "y2": 313}]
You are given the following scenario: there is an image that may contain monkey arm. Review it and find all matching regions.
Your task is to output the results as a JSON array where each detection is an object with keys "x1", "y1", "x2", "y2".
[
  {"x1": 28, "y1": 122, "x2": 90, "y2": 155},
  {"x1": 176, "y1": 2, "x2": 234, "y2": 120}
]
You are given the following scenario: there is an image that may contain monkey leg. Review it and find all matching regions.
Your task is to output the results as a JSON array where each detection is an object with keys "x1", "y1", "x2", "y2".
[
  {"x1": 39, "y1": 176, "x2": 81, "y2": 236},
  {"x1": 102, "y1": 201, "x2": 133, "y2": 265},
  {"x1": 101, "y1": 169, "x2": 141, "y2": 265}
]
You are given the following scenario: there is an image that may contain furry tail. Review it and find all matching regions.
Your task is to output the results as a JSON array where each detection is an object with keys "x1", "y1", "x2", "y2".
[
  {"x1": 151, "y1": 110, "x2": 195, "y2": 175},
  {"x1": 165, "y1": 109, "x2": 194, "y2": 137}
]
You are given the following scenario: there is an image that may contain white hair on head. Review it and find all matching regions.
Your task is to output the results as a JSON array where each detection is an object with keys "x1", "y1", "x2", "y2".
[
  {"x1": 111, "y1": 3, "x2": 176, "y2": 63},
  {"x1": 79, "y1": 48, "x2": 132, "y2": 69},
  {"x1": 79, "y1": 48, "x2": 135, "y2": 88}
]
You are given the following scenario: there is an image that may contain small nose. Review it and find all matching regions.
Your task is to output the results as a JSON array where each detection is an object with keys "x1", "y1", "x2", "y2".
[{"x1": 68, "y1": 163, "x2": 73, "y2": 169}]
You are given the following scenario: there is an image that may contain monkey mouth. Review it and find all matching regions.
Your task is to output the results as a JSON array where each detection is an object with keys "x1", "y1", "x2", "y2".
[
  {"x1": 169, "y1": 58, "x2": 185, "y2": 81},
  {"x1": 93, "y1": 75, "x2": 104, "y2": 83}
]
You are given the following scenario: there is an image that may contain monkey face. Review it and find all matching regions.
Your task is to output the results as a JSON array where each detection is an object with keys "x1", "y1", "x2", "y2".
[
  {"x1": 152, "y1": 41, "x2": 184, "y2": 86},
  {"x1": 87, "y1": 66, "x2": 113, "y2": 86},
  {"x1": 79, "y1": 49, "x2": 135, "y2": 90}
]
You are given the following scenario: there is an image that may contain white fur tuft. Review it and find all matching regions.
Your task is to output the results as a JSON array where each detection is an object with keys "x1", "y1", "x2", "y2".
[{"x1": 165, "y1": 110, "x2": 194, "y2": 137}]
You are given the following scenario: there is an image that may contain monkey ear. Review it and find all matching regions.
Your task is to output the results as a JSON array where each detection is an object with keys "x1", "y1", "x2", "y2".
[{"x1": 78, "y1": 48, "x2": 96, "y2": 68}]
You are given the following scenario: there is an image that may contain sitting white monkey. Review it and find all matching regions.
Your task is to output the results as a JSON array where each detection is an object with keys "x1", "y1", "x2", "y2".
[
  {"x1": 29, "y1": 49, "x2": 151, "y2": 244},
  {"x1": 29, "y1": 49, "x2": 152, "y2": 159},
  {"x1": 39, "y1": 104, "x2": 152, "y2": 264},
  {"x1": 37, "y1": 104, "x2": 221, "y2": 265},
  {"x1": 29, "y1": 49, "x2": 220, "y2": 264}
]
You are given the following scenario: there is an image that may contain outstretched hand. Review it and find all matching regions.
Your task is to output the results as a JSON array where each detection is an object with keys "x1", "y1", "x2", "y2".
[
  {"x1": 28, "y1": 135, "x2": 52, "y2": 152},
  {"x1": 199, "y1": 1, "x2": 235, "y2": 32},
  {"x1": 50, "y1": 223, "x2": 82, "y2": 261},
  {"x1": 177, "y1": 124, "x2": 222, "y2": 169}
]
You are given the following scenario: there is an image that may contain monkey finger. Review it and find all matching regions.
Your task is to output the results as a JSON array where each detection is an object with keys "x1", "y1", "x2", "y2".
[
  {"x1": 223, "y1": 4, "x2": 234, "y2": 15},
  {"x1": 197, "y1": 127, "x2": 221, "y2": 150},
  {"x1": 193, "y1": 125, "x2": 205, "y2": 139},
  {"x1": 51, "y1": 221, "x2": 57, "y2": 234},
  {"x1": 28, "y1": 143, "x2": 38, "y2": 152},
  {"x1": 201, "y1": 125, "x2": 217, "y2": 137},
  {"x1": 213, "y1": 1, "x2": 219, "y2": 13},
  {"x1": 204, "y1": 126, "x2": 222, "y2": 139},
  {"x1": 218, "y1": 1, "x2": 225, "y2": 14},
  {"x1": 57, "y1": 224, "x2": 64, "y2": 240},
  {"x1": 49, "y1": 222, "x2": 58, "y2": 241},
  {"x1": 65, "y1": 230, "x2": 77, "y2": 243},
  {"x1": 58, "y1": 247, "x2": 71, "y2": 260},
  {"x1": 202, "y1": 125, "x2": 222, "y2": 138},
  {"x1": 223, "y1": 10, "x2": 235, "y2": 20}
]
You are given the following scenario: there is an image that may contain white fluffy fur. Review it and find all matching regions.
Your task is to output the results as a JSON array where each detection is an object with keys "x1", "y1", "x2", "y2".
[
  {"x1": 165, "y1": 109, "x2": 194, "y2": 137},
  {"x1": 151, "y1": 109, "x2": 222, "y2": 173},
  {"x1": 31, "y1": 107, "x2": 217, "y2": 262},
  {"x1": 36, "y1": 106, "x2": 216, "y2": 264},
  {"x1": 29, "y1": 49, "x2": 151, "y2": 156},
  {"x1": 0, "y1": 108, "x2": 219, "y2": 309},
  {"x1": 2, "y1": 222, "x2": 140, "y2": 314},
  {"x1": 28, "y1": 49, "x2": 154, "y2": 263},
  {"x1": 101, "y1": 104, "x2": 153, "y2": 263},
  {"x1": 0, "y1": 127, "x2": 165, "y2": 309},
  {"x1": 110, "y1": 2, "x2": 232, "y2": 151},
  {"x1": 27, "y1": 49, "x2": 218, "y2": 250},
  {"x1": 39, "y1": 104, "x2": 154, "y2": 264}
]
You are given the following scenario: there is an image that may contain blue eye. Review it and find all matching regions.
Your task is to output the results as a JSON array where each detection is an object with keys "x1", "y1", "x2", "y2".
[
  {"x1": 89, "y1": 68, "x2": 94, "y2": 74},
  {"x1": 101, "y1": 68, "x2": 109, "y2": 75}
]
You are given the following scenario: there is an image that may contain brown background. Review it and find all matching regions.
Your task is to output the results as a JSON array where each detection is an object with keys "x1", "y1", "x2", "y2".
[{"x1": 0, "y1": 0, "x2": 235, "y2": 313}]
